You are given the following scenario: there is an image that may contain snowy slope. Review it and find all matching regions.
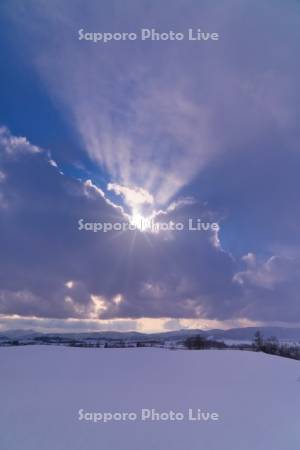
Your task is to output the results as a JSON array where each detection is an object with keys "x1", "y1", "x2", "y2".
[{"x1": 0, "y1": 347, "x2": 300, "y2": 450}]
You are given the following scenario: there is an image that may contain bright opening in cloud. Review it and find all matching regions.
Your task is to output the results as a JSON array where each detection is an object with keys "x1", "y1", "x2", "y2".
[
  {"x1": 129, "y1": 211, "x2": 152, "y2": 232},
  {"x1": 108, "y1": 183, "x2": 154, "y2": 211}
]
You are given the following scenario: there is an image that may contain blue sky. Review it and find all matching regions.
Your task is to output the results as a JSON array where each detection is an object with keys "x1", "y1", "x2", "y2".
[{"x1": 0, "y1": 0, "x2": 300, "y2": 332}]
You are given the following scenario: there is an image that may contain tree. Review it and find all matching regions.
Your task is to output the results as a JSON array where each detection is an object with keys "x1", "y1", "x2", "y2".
[
  {"x1": 262, "y1": 336, "x2": 279, "y2": 355},
  {"x1": 184, "y1": 335, "x2": 227, "y2": 350},
  {"x1": 253, "y1": 330, "x2": 263, "y2": 351}
]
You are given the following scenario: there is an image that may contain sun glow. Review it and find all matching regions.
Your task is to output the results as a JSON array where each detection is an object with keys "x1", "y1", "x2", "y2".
[
  {"x1": 129, "y1": 212, "x2": 151, "y2": 232},
  {"x1": 129, "y1": 211, "x2": 157, "y2": 232}
]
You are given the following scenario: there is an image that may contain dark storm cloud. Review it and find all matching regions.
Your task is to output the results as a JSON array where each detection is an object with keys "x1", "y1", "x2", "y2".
[
  {"x1": 1, "y1": 125, "x2": 300, "y2": 324},
  {"x1": 0, "y1": 126, "x2": 241, "y2": 321}
]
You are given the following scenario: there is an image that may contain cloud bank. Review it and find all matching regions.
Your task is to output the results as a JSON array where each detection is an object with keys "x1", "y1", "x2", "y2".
[{"x1": 1, "y1": 125, "x2": 300, "y2": 331}]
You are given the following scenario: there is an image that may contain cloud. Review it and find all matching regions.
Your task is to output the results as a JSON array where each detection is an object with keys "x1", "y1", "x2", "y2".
[
  {"x1": 6, "y1": 0, "x2": 300, "y2": 209},
  {"x1": 0, "y1": 170, "x2": 6, "y2": 182},
  {"x1": 0, "y1": 126, "x2": 41, "y2": 155},
  {"x1": 1, "y1": 1, "x2": 300, "y2": 329},
  {"x1": 232, "y1": 253, "x2": 300, "y2": 322},
  {"x1": 2, "y1": 126, "x2": 300, "y2": 327},
  {"x1": 107, "y1": 183, "x2": 154, "y2": 213},
  {"x1": 233, "y1": 254, "x2": 293, "y2": 290},
  {"x1": 0, "y1": 126, "x2": 239, "y2": 324}
]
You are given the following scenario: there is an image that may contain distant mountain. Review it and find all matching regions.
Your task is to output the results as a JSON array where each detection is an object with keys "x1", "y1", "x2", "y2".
[
  {"x1": 0, "y1": 329, "x2": 40, "y2": 339},
  {"x1": 206, "y1": 327, "x2": 300, "y2": 341},
  {"x1": 1, "y1": 326, "x2": 300, "y2": 343}
]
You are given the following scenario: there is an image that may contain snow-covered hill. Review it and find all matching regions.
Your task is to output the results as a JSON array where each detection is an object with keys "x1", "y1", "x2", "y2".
[{"x1": 1, "y1": 347, "x2": 300, "y2": 449}]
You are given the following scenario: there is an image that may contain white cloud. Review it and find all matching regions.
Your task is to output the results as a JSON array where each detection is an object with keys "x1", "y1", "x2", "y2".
[
  {"x1": 0, "y1": 126, "x2": 41, "y2": 155},
  {"x1": 0, "y1": 170, "x2": 6, "y2": 182},
  {"x1": 234, "y1": 254, "x2": 293, "y2": 289},
  {"x1": 107, "y1": 182, "x2": 153, "y2": 212},
  {"x1": 48, "y1": 159, "x2": 58, "y2": 167}
]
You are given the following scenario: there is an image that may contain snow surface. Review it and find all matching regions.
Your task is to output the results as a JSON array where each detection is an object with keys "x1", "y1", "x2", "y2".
[{"x1": 1, "y1": 347, "x2": 300, "y2": 450}]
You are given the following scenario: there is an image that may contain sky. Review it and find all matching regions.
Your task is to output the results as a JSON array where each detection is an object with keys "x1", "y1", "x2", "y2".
[{"x1": 0, "y1": 0, "x2": 300, "y2": 333}]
